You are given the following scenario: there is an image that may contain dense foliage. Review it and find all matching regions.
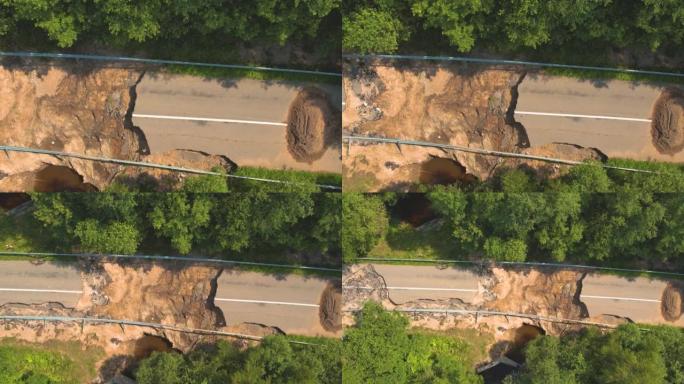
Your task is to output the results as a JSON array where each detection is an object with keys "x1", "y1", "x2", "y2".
[
  {"x1": 508, "y1": 324, "x2": 684, "y2": 384},
  {"x1": 0, "y1": 341, "x2": 99, "y2": 383},
  {"x1": 28, "y1": 192, "x2": 340, "y2": 265},
  {"x1": 0, "y1": 1, "x2": 338, "y2": 47},
  {"x1": 136, "y1": 336, "x2": 341, "y2": 384},
  {"x1": 343, "y1": 189, "x2": 684, "y2": 270},
  {"x1": 0, "y1": 1, "x2": 340, "y2": 66},
  {"x1": 342, "y1": 193, "x2": 389, "y2": 262},
  {"x1": 343, "y1": 301, "x2": 483, "y2": 383},
  {"x1": 343, "y1": 0, "x2": 684, "y2": 62}
]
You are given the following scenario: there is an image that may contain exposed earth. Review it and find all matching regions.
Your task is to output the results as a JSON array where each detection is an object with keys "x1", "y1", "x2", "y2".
[
  {"x1": 0, "y1": 260, "x2": 335, "y2": 382},
  {"x1": 0, "y1": 59, "x2": 340, "y2": 192},
  {"x1": 343, "y1": 264, "x2": 684, "y2": 364},
  {"x1": 652, "y1": 88, "x2": 684, "y2": 155},
  {"x1": 343, "y1": 61, "x2": 638, "y2": 191}
]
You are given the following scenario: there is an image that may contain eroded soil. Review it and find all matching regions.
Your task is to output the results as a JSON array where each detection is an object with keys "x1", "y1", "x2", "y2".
[
  {"x1": 343, "y1": 264, "x2": 684, "y2": 364},
  {"x1": 343, "y1": 62, "x2": 605, "y2": 191},
  {"x1": 0, "y1": 261, "x2": 331, "y2": 382}
]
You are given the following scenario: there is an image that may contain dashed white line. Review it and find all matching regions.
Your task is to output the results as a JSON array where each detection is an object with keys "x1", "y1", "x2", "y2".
[
  {"x1": 132, "y1": 113, "x2": 287, "y2": 126},
  {"x1": 215, "y1": 298, "x2": 319, "y2": 308},
  {"x1": 515, "y1": 110, "x2": 652, "y2": 123},
  {"x1": 582, "y1": 295, "x2": 661, "y2": 303},
  {"x1": 0, "y1": 288, "x2": 82, "y2": 294}
]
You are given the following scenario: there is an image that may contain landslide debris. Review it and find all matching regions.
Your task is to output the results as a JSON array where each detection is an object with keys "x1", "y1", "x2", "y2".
[
  {"x1": 319, "y1": 281, "x2": 342, "y2": 332},
  {"x1": 116, "y1": 149, "x2": 234, "y2": 191},
  {"x1": 81, "y1": 261, "x2": 225, "y2": 350},
  {"x1": 0, "y1": 64, "x2": 145, "y2": 190},
  {"x1": 652, "y1": 88, "x2": 684, "y2": 154},
  {"x1": 286, "y1": 87, "x2": 340, "y2": 163},
  {"x1": 343, "y1": 64, "x2": 527, "y2": 181},
  {"x1": 343, "y1": 62, "x2": 602, "y2": 190},
  {"x1": 343, "y1": 264, "x2": 593, "y2": 340},
  {"x1": 661, "y1": 283, "x2": 683, "y2": 321}
]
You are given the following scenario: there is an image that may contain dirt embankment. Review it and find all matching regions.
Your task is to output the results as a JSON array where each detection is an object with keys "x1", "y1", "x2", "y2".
[
  {"x1": 319, "y1": 281, "x2": 343, "y2": 333},
  {"x1": 661, "y1": 283, "x2": 684, "y2": 321},
  {"x1": 652, "y1": 88, "x2": 684, "y2": 155},
  {"x1": 343, "y1": 62, "x2": 603, "y2": 191},
  {"x1": 287, "y1": 87, "x2": 341, "y2": 163}
]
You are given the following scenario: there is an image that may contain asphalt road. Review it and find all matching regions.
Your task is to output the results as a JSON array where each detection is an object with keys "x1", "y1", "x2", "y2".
[
  {"x1": 516, "y1": 75, "x2": 684, "y2": 162},
  {"x1": 216, "y1": 269, "x2": 336, "y2": 337},
  {"x1": 133, "y1": 74, "x2": 341, "y2": 172},
  {"x1": 0, "y1": 261, "x2": 82, "y2": 306},
  {"x1": 358, "y1": 264, "x2": 684, "y2": 327},
  {"x1": 581, "y1": 274, "x2": 683, "y2": 326},
  {"x1": 362, "y1": 264, "x2": 479, "y2": 304}
]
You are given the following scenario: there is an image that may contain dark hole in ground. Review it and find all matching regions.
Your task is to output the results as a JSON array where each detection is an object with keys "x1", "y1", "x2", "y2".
[
  {"x1": 419, "y1": 157, "x2": 476, "y2": 186},
  {"x1": 0, "y1": 193, "x2": 30, "y2": 211},
  {"x1": 32, "y1": 165, "x2": 97, "y2": 192},
  {"x1": 506, "y1": 324, "x2": 545, "y2": 363},
  {"x1": 132, "y1": 335, "x2": 175, "y2": 360},
  {"x1": 391, "y1": 193, "x2": 436, "y2": 227},
  {"x1": 122, "y1": 335, "x2": 178, "y2": 378}
]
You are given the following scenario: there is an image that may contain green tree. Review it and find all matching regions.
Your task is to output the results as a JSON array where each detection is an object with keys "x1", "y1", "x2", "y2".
[
  {"x1": 148, "y1": 193, "x2": 213, "y2": 254},
  {"x1": 74, "y1": 219, "x2": 140, "y2": 254},
  {"x1": 411, "y1": 0, "x2": 489, "y2": 52},
  {"x1": 343, "y1": 7, "x2": 405, "y2": 53},
  {"x1": 342, "y1": 193, "x2": 389, "y2": 262},
  {"x1": 343, "y1": 301, "x2": 482, "y2": 383}
]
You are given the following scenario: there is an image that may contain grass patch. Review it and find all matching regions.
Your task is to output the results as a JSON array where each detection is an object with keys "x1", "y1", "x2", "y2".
[
  {"x1": 541, "y1": 66, "x2": 684, "y2": 85},
  {"x1": 0, "y1": 338, "x2": 104, "y2": 383},
  {"x1": 164, "y1": 65, "x2": 340, "y2": 85},
  {"x1": 231, "y1": 166, "x2": 341, "y2": 191},
  {"x1": 368, "y1": 221, "x2": 459, "y2": 260},
  {"x1": 0, "y1": 213, "x2": 53, "y2": 253},
  {"x1": 410, "y1": 327, "x2": 494, "y2": 365}
]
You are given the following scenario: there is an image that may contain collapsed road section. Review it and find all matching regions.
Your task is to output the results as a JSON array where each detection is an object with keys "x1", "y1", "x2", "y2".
[
  {"x1": 0, "y1": 59, "x2": 342, "y2": 191},
  {"x1": 0, "y1": 259, "x2": 341, "y2": 370},
  {"x1": 342, "y1": 60, "x2": 684, "y2": 191},
  {"x1": 343, "y1": 263, "x2": 684, "y2": 344}
]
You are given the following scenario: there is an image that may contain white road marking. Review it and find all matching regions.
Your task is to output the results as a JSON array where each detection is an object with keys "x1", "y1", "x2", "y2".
[
  {"x1": 132, "y1": 113, "x2": 287, "y2": 126},
  {"x1": 515, "y1": 110, "x2": 652, "y2": 123},
  {"x1": 582, "y1": 295, "x2": 661, "y2": 303},
  {"x1": 215, "y1": 298, "x2": 319, "y2": 308},
  {"x1": 0, "y1": 288, "x2": 82, "y2": 294},
  {"x1": 345, "y1": 285, "x2": 477, "y2": 292}
]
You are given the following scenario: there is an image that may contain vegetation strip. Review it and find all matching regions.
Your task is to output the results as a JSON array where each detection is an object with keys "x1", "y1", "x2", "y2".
[
  {"x1": 345, "y1": 53, "x2": 684, "y2": 79},
  {"x1": 0, "y1": 145, "x2": 341, "y2": 190},
  {"x1": 0, "y1": 251, "x2": 341, "y2": 272},
  {"x1": 358, "y1": 257, "x2": 684, "y2": 278},
  {"x1": 344, "y1": 307, "x2": 619, "y2": 328},
  {"x1": 343, "y1": 135, "x2": 659, "y2": 174},
  {"x1": 0, "y1": 315, "x2": 318, "y2": 346},
  {"x1": 0, "y1": 51, "x2": 342, "y2": 77}
]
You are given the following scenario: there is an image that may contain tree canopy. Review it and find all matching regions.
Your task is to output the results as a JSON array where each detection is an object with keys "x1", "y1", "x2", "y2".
[
  {"x1": 0, "y1": 0, "x2": 339, "y2": 48},
  {"x1": 28, "y1": 192, "x2": 340, "y2": 265},
  {"x1": 508, "y1": 324, "x2": 684, "y2": 384},
  {"x1": 343, "y1": 301, "x2": 483, "y2": 384},
  {"x1": 342, "y1": 0, "x2": 684, "y2": 65},
  {"x1": 136, "y1": 336, "x2": 341, "y2": 384}
]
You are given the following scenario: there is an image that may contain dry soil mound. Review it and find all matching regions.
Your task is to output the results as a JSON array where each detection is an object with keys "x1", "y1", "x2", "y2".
[
  {"x1": 286, "y1": 87, "x2": 337, "y2": 163},
  {"x1": 652, "y1": 88, "x2": 684, "y2": 154},
  {"x1": 661, "y1": 284, "x2": 683, "y2": 322},
  {"x1": 319, "y1": 281, "x2": 342, "y2": 332}
]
